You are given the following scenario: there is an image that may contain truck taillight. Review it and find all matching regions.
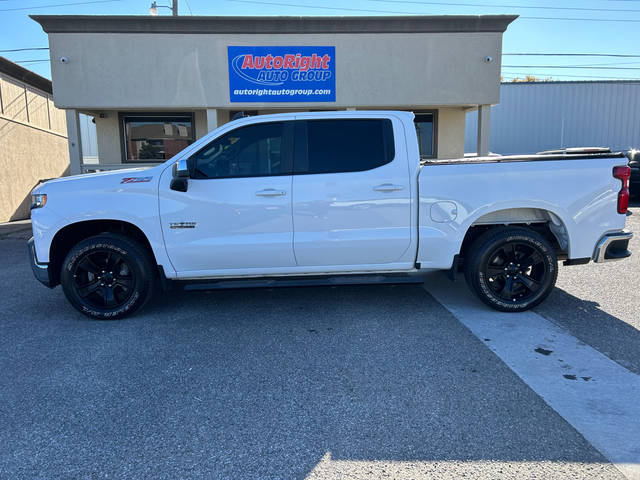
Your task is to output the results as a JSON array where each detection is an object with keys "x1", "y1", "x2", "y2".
[{"x1": 613, "y1": 166, "x2": 631, "y2": 214}]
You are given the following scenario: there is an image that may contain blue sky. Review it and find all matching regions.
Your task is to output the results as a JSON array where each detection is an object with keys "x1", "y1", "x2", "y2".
[{"x1": 1, "y1": 0, "x2": 639, "y2": 81}]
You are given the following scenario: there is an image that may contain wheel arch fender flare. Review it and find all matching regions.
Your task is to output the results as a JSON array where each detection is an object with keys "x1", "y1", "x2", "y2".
[
  {"x1": 48, "y1": 218, "x2": 164, "y2": 286},
  {"x1": 458, "y1": 204, "x2": 573, "y2": 257}
]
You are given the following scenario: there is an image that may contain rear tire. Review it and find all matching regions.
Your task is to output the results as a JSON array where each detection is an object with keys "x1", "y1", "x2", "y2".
[
  {"x1": 60, "y1": 233, "x2": 156, "y2": 319},
  {"x1": 464, "y1": 227, "x2": 558, "y2": 312}
]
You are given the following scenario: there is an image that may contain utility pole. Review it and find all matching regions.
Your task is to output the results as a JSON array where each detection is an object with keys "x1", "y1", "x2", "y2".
[{"x1": 172, "y1": 0, "x2": 178, "y2": 16}]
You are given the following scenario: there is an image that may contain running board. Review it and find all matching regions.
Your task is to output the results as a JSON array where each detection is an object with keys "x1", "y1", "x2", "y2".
[{"x1": 179, "y1": 273, "x2": 424, "y2": 291}]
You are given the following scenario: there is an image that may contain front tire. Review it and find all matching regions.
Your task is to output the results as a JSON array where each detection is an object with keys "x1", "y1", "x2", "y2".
[
  {"x1": 60, "y1": 234, "x2": 156, "y2": 319},
  {"x1": 464, "y1": 227, "x2": 558, "y2": 312}
]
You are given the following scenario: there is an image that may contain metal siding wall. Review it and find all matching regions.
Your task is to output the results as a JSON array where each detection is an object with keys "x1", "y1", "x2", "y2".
[
  {"x1": 465, "y1": 107, "x2": 478, "y2": 153},
  {"x1": 465, "y1": 82, "x2": 640, "y2": 155},
  {"x1": 80, "y1": 114, "x2": 98, "y2": 158}
]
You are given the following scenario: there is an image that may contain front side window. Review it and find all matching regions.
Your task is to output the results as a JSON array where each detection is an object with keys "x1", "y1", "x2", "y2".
[
  {"x1": 414, "y1": 113, "x2": 436, "y2": 159},
  {"x1": 299, "y1": 119, "x2": 395, "y2": 174},
  {"x1": 122, "y1": 114, "x2": 193, "y2": 163},
  {"x1": 191, "y1": 122, "x2": 288, "y2": 179}
]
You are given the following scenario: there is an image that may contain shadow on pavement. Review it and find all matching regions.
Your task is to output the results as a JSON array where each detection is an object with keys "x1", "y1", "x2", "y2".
[
  {"x1": 0, "y1": 219, "x2": 31, "y2": 240},
  {"x1": 535, "y1": 287, "x2": 640, "y2": 375}
]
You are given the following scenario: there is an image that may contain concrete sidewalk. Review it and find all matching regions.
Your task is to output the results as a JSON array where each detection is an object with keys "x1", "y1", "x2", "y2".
[{"x1": 0, "y1": 220, "x2": 32, "y2": 240}]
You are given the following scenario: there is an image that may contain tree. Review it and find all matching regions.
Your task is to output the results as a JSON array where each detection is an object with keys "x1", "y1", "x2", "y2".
[
  {"x1": 138, "y1": 142, "x2": 162, "y2": 159},
  {"x1": 509, "y1": 75, "x2": 553, "y2": 83}
]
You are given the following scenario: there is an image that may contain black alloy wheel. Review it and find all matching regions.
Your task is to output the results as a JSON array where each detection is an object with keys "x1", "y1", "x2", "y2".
[
  {"x1": 482, "y1": 241, "x2": 547, "y2": 304},
  {"x1": 71, "y1": 250, "x2": 136, "y2": 310},
  {"x1": 61, "y1": 233, "x2": 156, "y2": 319},
  {"x1": 464, "y1": 227, "x2": 558, "y2": 312}
]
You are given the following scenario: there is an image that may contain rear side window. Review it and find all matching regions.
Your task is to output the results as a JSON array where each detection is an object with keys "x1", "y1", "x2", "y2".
[{"x1": 298, "y1": 119, "x2": 395, "y2": 174}]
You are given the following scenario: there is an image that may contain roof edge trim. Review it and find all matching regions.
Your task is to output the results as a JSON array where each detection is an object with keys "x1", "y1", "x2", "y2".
[{"x1": 30, "y1": 14, "x2": 518, "y2": 34}]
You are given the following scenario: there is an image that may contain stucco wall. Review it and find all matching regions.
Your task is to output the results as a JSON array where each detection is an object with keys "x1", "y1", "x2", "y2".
[
  {"x1": 437, "y1": 107, "x2": 466, "y2": 159},
  {"x1": 0, "y1": 120, "x2": 69, "y2": 222},
  {"x1": 94, "y1": 113, "x2": 121, "y2": 164},
  {"x1": 48, "y1": 32, "x2": 503, "y2": 109},
  {"x1": 91, "y1": 106, "x2": 466, "y2": 163},
  {"x1": 194, "y1": 110, "x2": 207, "y2": 139},
  {"x1": 0, "y1": 74, "x2": 69, "y2": 222}
]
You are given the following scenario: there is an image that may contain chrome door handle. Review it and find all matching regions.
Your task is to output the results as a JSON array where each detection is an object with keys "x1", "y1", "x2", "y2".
[
  {"x1": 255, "y1": 189, "x2": 286, "y2": 197},
  {"x1": 373, "y1": 183, "x2": 404, "y2": 192}
]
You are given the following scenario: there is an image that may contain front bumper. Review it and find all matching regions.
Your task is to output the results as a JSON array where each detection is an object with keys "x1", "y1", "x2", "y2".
[
  {"x1": 593, "y1": 230, "x2": 633, "y2": 263},
  {"x1": 28, "y1": 237, "x2": 54, "y2": 288}
]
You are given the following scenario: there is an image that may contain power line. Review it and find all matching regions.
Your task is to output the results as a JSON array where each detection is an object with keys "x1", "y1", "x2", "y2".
[
  {"x1": 504, "y1": 53, "x2": 640, "y2": 58},
  {"x1": 503, "y1": 72, "x2": 640, "y2": 79},
  {"x1": 184, "y1": 0, "x2": 194, "y2": 14},
  {"x1": 556, "y1": 60, "x2": 640, "y2": 67},
  {"x1": 224, "y1": 0, "x2": 456, "y2": 14},
  {"x1": 520, "y1": 16, "x2": 640, "y2": 22},
  {"x1": 370, "y1": 0, "x2": 640, "y2": 13},
  {"x1": 505, "y1": 61, "x2": 640, "y2": 67},
  {"x1": 503, "y1": 65, "x2": 640, "y2": 70},
  {"x1": 224, "y1": 0, "x2": 640, "y2": 21},
  {"x1": 507, "y1": 60, "x2": 640, "y2": 67},
  {"x1": 0, "y1": 47, "x2": 49, "y2": 53},
  {"x1": 0, "y1": 0, "x2": 122, "y2": 12}
]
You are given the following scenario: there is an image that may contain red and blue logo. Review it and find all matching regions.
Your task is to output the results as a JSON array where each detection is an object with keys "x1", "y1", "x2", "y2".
[{"x1": 228, "y1": 46, "x2": 336, "y2": 102}]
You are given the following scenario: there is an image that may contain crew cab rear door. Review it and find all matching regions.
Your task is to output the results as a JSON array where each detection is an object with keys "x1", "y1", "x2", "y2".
[{"x1": 291, "y1": 115, "x2": 414, "y2": 268}]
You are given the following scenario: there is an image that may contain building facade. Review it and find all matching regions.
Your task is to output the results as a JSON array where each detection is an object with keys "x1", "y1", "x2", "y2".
[
  {"x1": 0, "y1": 57, "x2": 69, "y2": 222},
  {"x1": 32, "y1": 14, "x2": 517, "y2": 173},
  {"x1": 465, "y1": 80, "x2": 640, "y2": 155}
]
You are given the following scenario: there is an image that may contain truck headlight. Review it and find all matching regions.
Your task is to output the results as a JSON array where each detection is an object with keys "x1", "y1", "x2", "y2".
[{"x1": 31, "y1": 193, "x2": 47, "y2": 209}]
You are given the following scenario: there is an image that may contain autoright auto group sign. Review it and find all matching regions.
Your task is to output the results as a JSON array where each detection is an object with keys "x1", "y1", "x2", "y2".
[{"x1": 227, "y1": 46, "x2": 336, "y2": 102}]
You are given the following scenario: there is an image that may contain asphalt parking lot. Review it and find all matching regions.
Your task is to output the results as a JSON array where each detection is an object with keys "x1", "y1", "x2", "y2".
[{"x1": 1, "y1": 207, "x2": 639, "y2": 479}]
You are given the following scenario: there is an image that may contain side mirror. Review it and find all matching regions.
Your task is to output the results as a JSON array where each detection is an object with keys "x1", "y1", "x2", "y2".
[{"x1": 170, "y1": 159, "x2": 189, "y2": 192}]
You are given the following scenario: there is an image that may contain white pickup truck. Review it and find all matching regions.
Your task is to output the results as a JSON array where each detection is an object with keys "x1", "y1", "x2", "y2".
[{"x1": 29, "y1": 111, "x2": 633, "y2": 319}]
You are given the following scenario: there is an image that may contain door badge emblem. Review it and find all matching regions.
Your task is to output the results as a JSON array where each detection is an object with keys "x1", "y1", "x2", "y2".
[{"x1": 169, "y1": 222, "x2": 197, "y2": 229}]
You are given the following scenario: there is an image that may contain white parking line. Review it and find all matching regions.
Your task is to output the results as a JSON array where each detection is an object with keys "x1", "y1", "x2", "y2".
[{"x1": 423, "y1": 273, "x2": 640, "y2": 480}]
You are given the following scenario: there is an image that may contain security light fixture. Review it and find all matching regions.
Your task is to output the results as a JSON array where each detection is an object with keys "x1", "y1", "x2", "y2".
[{"x1": 149, "y1": 0, "x2": 178, "y2": 16}]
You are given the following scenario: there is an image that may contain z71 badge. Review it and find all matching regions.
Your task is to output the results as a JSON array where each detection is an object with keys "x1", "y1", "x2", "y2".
[{"x1": 121, "y1": 176, "x2": 152, "y2": 184}]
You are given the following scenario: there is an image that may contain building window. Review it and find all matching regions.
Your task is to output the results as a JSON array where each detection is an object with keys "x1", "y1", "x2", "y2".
[
  {"x1": 414, "y1": 112, "x2": 437, "y2": 159},
  {"x1": 121, "y1": 114, "x2": 194, "y2": 163}
]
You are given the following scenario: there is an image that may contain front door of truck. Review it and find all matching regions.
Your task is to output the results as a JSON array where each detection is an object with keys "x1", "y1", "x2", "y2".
[{"x1": 159, "y1": 120, "x2": 296, "y2": 277}]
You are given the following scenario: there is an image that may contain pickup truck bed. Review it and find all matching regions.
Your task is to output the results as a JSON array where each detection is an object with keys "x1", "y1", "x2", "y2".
[{"x1": 416, "y1": 151, "x2": 630, "y2": 270}]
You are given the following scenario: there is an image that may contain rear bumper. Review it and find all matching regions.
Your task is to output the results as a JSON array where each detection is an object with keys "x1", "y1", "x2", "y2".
[
  {"x1": 28, "y1": 237, "x2": 54, "y2": 288},
  {"x1": 593, "y1": 230, "x2": 633, "y2": 263}
]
